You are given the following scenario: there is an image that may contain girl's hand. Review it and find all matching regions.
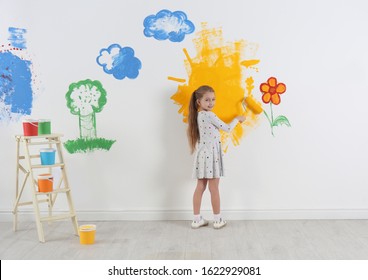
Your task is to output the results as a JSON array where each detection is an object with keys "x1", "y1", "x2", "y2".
[{"x1": 237, "y1": 116, "x2": 246, "y2": 123}]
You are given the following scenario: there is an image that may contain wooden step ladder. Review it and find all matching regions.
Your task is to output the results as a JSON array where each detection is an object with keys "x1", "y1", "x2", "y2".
[{"x1": 13, "y1": 133, "x2": 79, "y2": 242}]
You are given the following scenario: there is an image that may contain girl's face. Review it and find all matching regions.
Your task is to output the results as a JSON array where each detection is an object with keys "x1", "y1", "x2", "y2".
[{"x1": 197, "y1": 91, "x2": 216, "y2": 111}]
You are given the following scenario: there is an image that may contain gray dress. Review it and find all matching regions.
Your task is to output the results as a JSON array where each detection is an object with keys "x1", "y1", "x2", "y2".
[{"x1": 193, "y1": 111, "x2": 238, "y2": 179}]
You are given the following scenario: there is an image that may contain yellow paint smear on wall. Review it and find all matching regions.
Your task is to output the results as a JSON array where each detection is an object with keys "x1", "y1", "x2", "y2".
[
  {"x1": 168, "y1": 76, "x2": 186, "y2": 83},
  {"x1": 170, "y1": 24, "x2": 261, "y2": 150}
]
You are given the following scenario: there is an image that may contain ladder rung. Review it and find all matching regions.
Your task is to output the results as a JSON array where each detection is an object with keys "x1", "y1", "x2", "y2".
[
  {"x1": 27, "y1": 141, "x2": 61, "y2": 145},
  {"x1": 16, "y1": 199, "x2": 49, "y2": 206},
  {"x1": 40, "y1": 213, "x2": 75, "y2": 222},
  {"x1": 19, "y1": 155, "x2": 40, "y2": 159},
  {"x1": 36, "y1": 188, "x2": 70, "y2": 195},
  {"x1": 31, "y1": 163, "x2": 65, "y2": 168}
]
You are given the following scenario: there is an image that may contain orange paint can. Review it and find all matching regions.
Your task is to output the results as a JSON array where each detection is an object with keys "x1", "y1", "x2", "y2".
[{"x1": 37, "y1": 174, "x2": 53, "y2": 193}]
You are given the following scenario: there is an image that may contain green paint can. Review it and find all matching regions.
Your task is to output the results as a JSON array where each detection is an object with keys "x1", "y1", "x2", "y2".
[{"x1": 38, "y1": 119, "x2": 51, "y2": 135}]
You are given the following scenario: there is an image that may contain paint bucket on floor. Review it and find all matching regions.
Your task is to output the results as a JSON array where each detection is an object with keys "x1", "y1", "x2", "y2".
[
  {"x1": 22, "y1": 119, "x2": 38, "y2": 136},
  {"x1": 38, "y1": 119, "x2": 51, "y2": 135},
  {"x1": 79, "y1": 224, "x2": 96, "y2": 245},
  {"x1": 40, "y1": 148, "x2": 56, "y2": 165},
  {"x1": 38, "y1": 174, "x2": 53, "y2": 192}
]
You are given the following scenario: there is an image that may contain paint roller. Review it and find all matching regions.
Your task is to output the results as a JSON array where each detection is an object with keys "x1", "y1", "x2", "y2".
[
  {"x1": 242, "y1": 77, "x2": 263, "y2": 115},
  {"x1": 243, "y1": 95, "x2": 263, "y2": 115}
]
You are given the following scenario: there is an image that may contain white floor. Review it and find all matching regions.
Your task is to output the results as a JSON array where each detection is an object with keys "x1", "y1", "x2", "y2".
[{"x1": 1, "y1": 220, "x2": 368, "y2": 260}]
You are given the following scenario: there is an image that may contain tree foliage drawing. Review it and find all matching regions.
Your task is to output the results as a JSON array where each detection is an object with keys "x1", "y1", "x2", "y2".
[
  {"x1": 143, "y1": 9, "x2": 195, "y2": 42},
  {"x1": 259, "y1": 77, "x2": 291, "y2": 136},
  {"x1": 64, "y1": 79, "x2": 116, "y2": 154}
]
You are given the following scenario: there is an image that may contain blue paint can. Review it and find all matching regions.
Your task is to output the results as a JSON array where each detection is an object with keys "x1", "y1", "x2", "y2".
[{"x1": 40, "y1": 148, "x2": 56, "y2": 165}]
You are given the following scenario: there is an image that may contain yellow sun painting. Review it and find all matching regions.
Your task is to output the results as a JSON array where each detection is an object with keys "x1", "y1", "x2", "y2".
[{"x1": 169, "y1": 23, "x2": 263, "y2": 151}]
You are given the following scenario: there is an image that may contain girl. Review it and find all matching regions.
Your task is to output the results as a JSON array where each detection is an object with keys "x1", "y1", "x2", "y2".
[{"x1": 187, "y1": 85, "x2": 245, "y2": 229}]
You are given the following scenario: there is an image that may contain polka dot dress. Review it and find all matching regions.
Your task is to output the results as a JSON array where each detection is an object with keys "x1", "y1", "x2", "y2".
[{"x1": 193, "y1": 111, "x2": 239, "y2": 179}]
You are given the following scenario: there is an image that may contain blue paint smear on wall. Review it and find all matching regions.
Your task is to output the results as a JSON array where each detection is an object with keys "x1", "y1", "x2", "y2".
[
  {"x1": 8, "y1": 27, "x2": 27, "y2": 49},
  {"x1": 143, "y1": 9, "x2": 195, "y2": 42},
  {"x1": 96, "y1": 44, "x2": 142, "y2": 80},
  {"x1": 0, "y1": 52, "x2": 33, "y2": 116}
]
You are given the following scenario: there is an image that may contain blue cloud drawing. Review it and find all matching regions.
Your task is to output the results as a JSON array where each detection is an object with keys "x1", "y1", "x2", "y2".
[
  {"x1": 143, "y1": 9, "x2": 195, "y2": 42},
  {"x1": 96, "y1": 44, "x2": 142, "y2": 80}
]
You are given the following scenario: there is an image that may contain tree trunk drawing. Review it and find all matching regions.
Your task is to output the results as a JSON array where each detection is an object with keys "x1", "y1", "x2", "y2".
[{"x1": 79, "y1": 113, "x2": 97, "y2": 139}]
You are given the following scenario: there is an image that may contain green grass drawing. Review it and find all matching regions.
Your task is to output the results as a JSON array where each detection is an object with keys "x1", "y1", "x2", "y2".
[{"x1": 64, "y1": 138, "x2": 116, "y2": 154}]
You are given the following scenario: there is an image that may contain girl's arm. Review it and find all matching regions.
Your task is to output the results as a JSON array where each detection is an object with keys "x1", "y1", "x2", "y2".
[{"x1": 209, "y1": 112, "x2": 239, "y2": 132}]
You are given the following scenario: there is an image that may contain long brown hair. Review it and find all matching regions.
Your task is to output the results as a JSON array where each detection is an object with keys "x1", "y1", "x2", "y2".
[{"x1": 187, "y1": 85, "x2": 215, "y2": 154}]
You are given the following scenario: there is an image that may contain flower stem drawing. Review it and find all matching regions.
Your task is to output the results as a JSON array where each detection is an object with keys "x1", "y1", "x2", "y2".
[{"x1": 259, "y1": 77, "x2": 291, "y2": 136}]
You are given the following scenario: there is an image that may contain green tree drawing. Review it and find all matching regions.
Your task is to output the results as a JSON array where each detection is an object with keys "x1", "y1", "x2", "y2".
[
  {"x1": 66, "y1": 79, "x2": 106, "y2": 139},
  {"x1": 64, "y1": 79, "x2": 115, "y2": 153}
]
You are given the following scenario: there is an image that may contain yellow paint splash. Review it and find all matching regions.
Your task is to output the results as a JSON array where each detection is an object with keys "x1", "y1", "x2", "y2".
[
  {"x1": 170, "y1": 24, "x2": 261, "y2": 150},
  {"x1": 168, "y1": 76, "x2": 186, "y2": 83},
  {"x1": 241, "y1": 59, "x2": 260, "y2": 72},
  {"x1": 241, "y1": 59, "x2": 260, "y2": 68}
]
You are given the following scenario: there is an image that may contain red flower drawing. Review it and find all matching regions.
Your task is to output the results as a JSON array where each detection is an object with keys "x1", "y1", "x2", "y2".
[
  {"x1": 260, "y1": 77, "x2": 286, "y2": 105},
  {"x1": 259, "y1": 76, "x2": 290, "y2": 136}
]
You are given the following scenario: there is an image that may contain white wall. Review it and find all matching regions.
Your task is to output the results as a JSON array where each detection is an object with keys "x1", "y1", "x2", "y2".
[{"x1": 1, "y1": 0, "x2": 368, "y2": 221}]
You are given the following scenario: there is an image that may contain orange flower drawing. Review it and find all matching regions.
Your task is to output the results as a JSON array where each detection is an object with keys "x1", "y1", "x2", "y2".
[
  {"x1": 260, "y1": 77, "x2": 286, "y2": 105},
  {"x1": 259, "y1": 76, "x2": 290, "y2": 136}
]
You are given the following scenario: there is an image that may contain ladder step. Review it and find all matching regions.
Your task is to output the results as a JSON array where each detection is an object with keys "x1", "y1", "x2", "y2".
[
  {"x1": 40, "y1": 213, "x2": 76, "y2": 222},
  {"x1": 31, "y1": 163, "x2": 65, "y2": 168},
  {"x1": 36, "y1": 188, "x2": 70, "y2": 195},
  {"x1": 19, "y1": 155, "x2": 40, "y2": 159},
  {"x1": 26, "y1": 140, "x2": 61, "y2": 145},
  {"x1": 16, "y1": 199, "x2": 49, "y2": 206},
  {"x1": 16, "y1": 133, "x2": 63, "y2": 139}
]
